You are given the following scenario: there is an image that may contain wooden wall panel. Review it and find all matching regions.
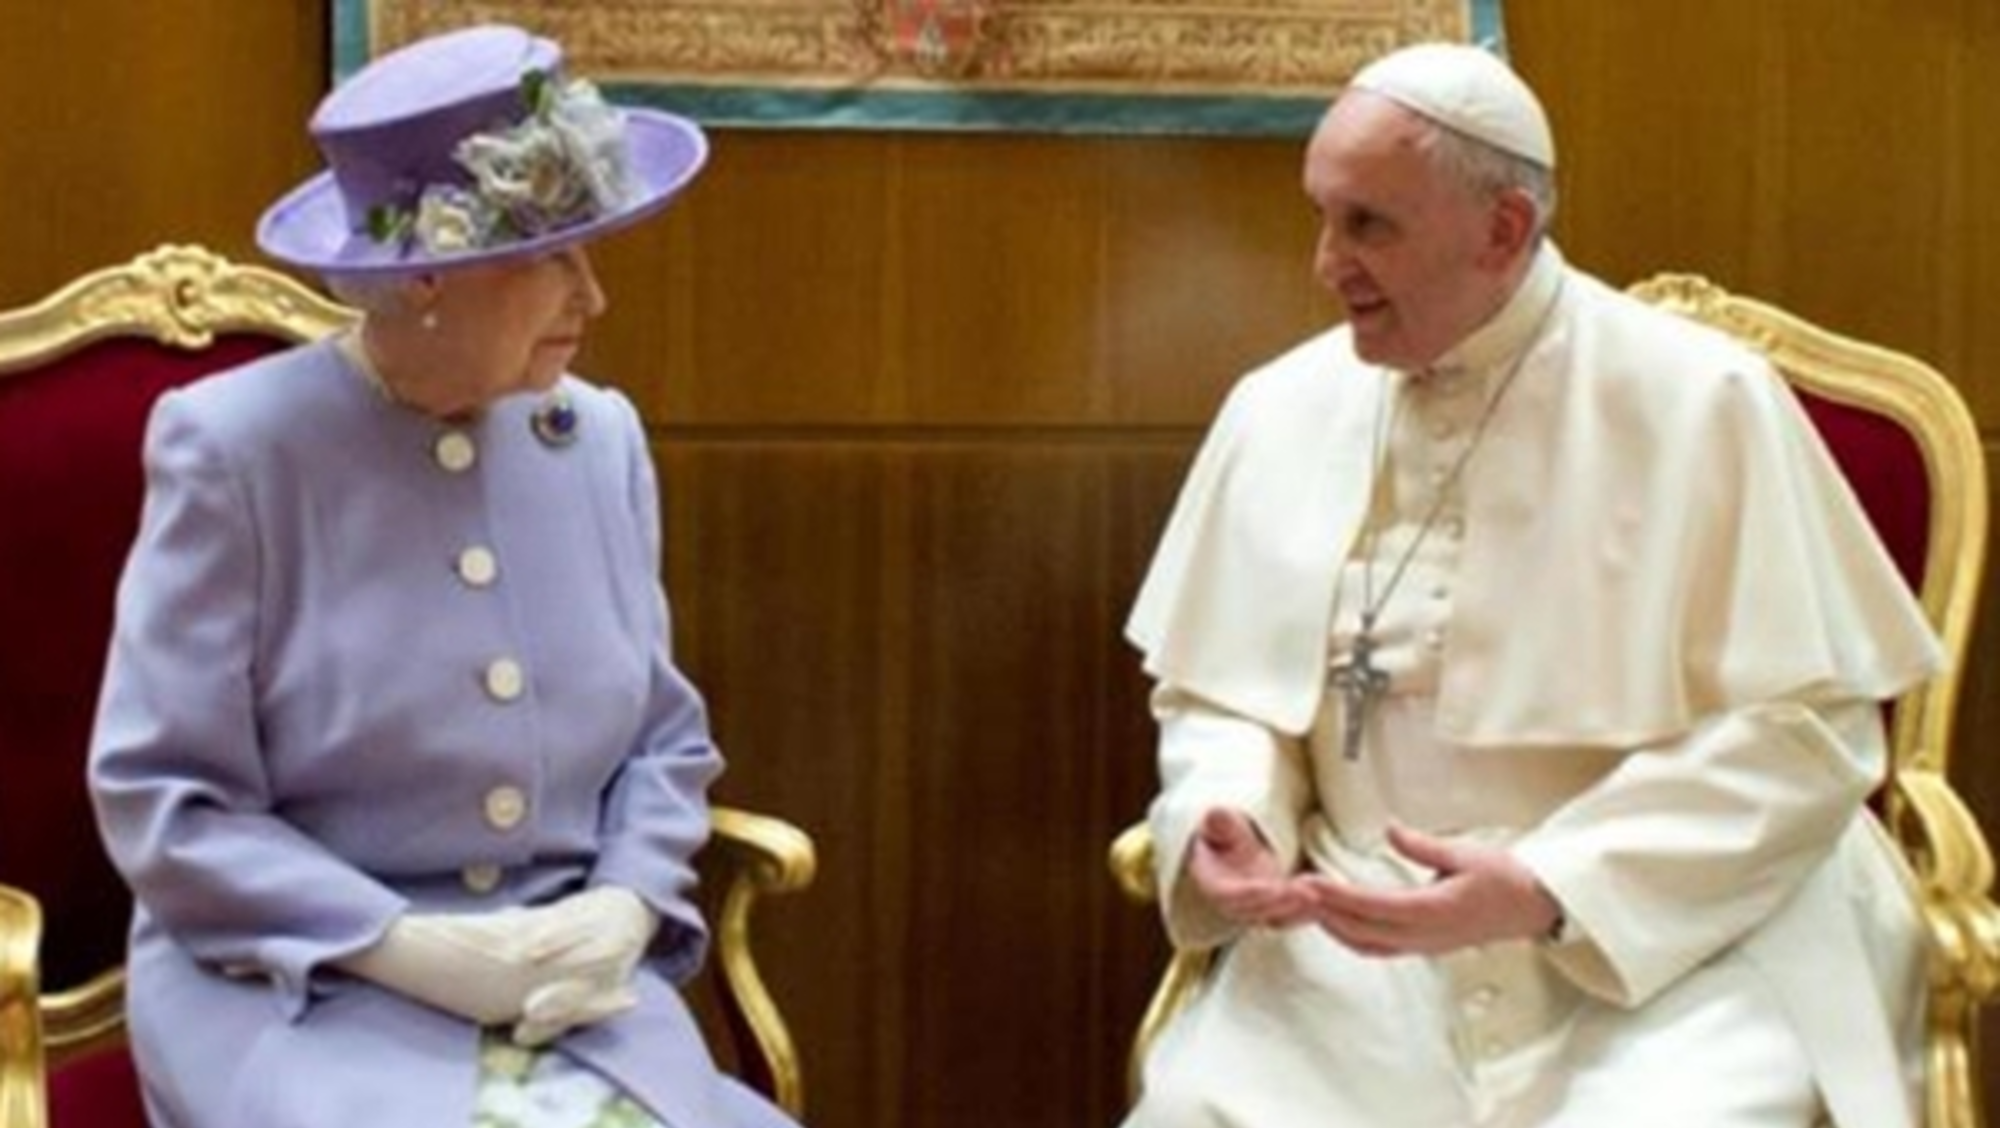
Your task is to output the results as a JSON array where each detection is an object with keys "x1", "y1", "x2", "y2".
[
  {"x1": 605, "y1": 133, "x2": 1322, "y2": 1127},
  {"x1": 1506, "y1": 0, "x2": 2000, "y2": 423},
  {"x1": 655, "y1": 439, "x2": 1187, "y2": 1128},
  {"x1": 586, "y1": 132, "x2": 1321, "y2": 432},
  {"x1": 0, "y1": 2, "x2": 326, "y2": 306}
]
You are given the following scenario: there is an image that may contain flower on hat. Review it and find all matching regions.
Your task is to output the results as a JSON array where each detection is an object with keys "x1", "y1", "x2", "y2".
[
  {"x1": 367, "y1": 70, "x2": 635, "y2": 258},
  {"x1": 410, "y1": 188, "x2": 490, "y2": 253}
]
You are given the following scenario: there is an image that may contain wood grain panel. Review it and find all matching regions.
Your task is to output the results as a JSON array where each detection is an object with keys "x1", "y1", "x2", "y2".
[
  {"x1": 896, "y1": 443, "x2": 1174, "y2": 1125},
  {"x1": 895, "y1": 137, "x2": 1107, "y2": 424},
  {"x1": 1504, "y1": 3, "x2": 1778, "y2": 291},
  {"x1": 0, "y1": 1, "x2": 326, "y2": 306},
  {"x1": 1955, "y1": 442, "x2": 2000, "y2": 1096},
  {"x1": 1942, "y1": 0, "x2": 2000, "y2": 417},
  {"x1": 1097, "y1": 140, "x2": 1338, "y2": 426},
  {"x1": 655, "y1": 437, "x2": 1185, "y2": 1128},
  {"x1": 582, "y1": 131, "x2": 1328, "y2": 434},
  {"x1": 589, "y1": 134, "x2": 904, "y2": 427},
  {"x1": 1507, "y1": 0, "x2": 2000, "y2": 425}
]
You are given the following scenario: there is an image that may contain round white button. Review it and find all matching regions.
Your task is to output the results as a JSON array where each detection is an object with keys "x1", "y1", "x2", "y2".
[
  {"x1": 434, "y1": 431, "x2": 478, "y2": 473},
  {"x1": 461, "y1": 863, "x2": 503, "y2": 893},
  {"x1": 456, "y1": 546, "x2": 499, "y2": 588},
  {"x1": 483, "y1": 658, "x2": 525, "y2": 702},
  {"x1": 483, "y1": 786, "x2": 527, "y2": 830}
]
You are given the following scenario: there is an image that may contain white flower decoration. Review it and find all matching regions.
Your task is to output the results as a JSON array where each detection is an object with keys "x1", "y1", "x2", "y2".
[
  {"x1": 546, "y1": 80, "x2": 632, "y2": 212},
  {"x1": 367, "y1": 71, "x2": 635, "y2": 256},
  {"x1": 412, "y1": 188, "x2": 489, "y2": 254}
]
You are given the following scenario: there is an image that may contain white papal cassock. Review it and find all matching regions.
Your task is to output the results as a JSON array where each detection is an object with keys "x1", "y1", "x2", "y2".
[{"x1": 1122, "y1": 246, "x2": 1941, "y2": 1128}]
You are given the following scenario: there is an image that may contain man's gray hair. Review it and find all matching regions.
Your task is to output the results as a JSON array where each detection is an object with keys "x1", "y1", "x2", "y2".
[{"x1": 1419, "y1": 121, "x2": 1559, "y2": 242}]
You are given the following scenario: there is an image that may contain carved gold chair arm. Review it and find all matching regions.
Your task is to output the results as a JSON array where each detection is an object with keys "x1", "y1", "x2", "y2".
[
  {"x1": 38, "y1": 969, "x2": 124, "y2": 1071},
  {"x1": 1110, "y1": 820, "x2": 1158, "y2": 905},
  {"x1": 1107, "y1": 820, "x2": 1216, "y2": 1102},
  {"x1": 1892, "y1": 770, "x2": 2000, "y2": 1128},
  {"x1": 707, "y1": 805, "x2": 815, "y2": 1120},
  {"x1": 0, "y1": 884, "x2": 48, "y2": 1128}
]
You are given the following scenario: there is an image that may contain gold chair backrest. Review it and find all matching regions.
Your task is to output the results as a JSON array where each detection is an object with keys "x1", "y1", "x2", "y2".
[
  {"x1": 1628, "y1": 273, "x2": 1999, "y2": 1128},
  {"x1": 0, "y1": 243, "x2": 354, "y2": 370}
]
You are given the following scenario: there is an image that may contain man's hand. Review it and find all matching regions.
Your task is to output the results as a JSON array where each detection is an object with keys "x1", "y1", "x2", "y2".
[
  {"x1": 1185, "y1": 808, "x2": 1316, "y2": 928},
  {"x1": 1301, "y1": 824, "x2": 1562, "y2": 956}
]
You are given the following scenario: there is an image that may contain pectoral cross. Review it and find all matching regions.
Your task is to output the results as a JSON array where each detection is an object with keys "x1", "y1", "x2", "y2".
[{"x1": 1331, "y1": 621, "x2": 1391, "y2": 761}]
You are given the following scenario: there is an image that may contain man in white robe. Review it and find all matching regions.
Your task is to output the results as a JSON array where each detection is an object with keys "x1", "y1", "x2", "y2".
[{"x1": 1122, "y1": 43, "x2": 1942, "y2": 1128}]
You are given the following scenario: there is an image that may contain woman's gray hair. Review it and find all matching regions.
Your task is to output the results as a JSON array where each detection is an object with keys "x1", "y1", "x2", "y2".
[
  {"x1": 320, "y1": 272, "x2": 417, "y2": 315},
  {"x1": 1418, "y1": 122, "x2": 1559, "y2": 242}
]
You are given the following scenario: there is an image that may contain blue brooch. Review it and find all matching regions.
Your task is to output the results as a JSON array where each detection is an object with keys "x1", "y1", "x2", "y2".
[{"x1": 530, "y1": 393, "x2": 579, "y2": 448}]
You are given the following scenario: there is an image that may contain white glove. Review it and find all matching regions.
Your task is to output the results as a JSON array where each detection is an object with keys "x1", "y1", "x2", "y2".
[
  {"x1": 336, "y1": 887, "x2": 657, "y2": 1038},
  {"x1": 336, "y1": 908, "x2": 546, "y2": 1024},
  {"x1": 506, "y1": 886, "x2": 659, "y2": 1046},
  {"x1": 512, "y1": 976, "x2": 639, "y2": 1047}
]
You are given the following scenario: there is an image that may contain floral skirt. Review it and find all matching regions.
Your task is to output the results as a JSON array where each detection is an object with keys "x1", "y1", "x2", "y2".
[{"x1": 474, "y1": 1033, "x2": 665, "y2": 1128}]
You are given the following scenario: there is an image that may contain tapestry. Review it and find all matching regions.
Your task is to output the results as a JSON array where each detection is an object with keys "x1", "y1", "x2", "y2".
[{"x1": 333, "y1": 0, "x2": 1504, "y2": 136}]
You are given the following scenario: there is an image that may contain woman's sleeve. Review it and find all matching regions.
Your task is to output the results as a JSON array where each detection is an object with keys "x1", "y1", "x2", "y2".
[
  {"x1": 88, "y1": 390, "x2": 407, "y2": 1019},
  {"x1": 587, "y1": 391, "x2": 723, "y2": 985}
]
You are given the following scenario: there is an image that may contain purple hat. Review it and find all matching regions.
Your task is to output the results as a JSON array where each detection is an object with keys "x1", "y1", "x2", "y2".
[{"x1": 257, "y1": 24, "x2": 707, "y2": 276}]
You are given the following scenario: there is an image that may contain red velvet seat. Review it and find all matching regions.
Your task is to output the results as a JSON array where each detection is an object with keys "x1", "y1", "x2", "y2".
[
  {"x1": 1108, "y1": 273, "x2": 2000, "y2": 1128},
  {"x1": 1, "y1": 334, "x2": 287, "y2": 996},
  {"x1": 45, "y1": 1047, "x2": 147, "y2": 1126},
  {"x1": 0, "y1": 245, "x2": 817, "y2": 1127},
  {"x1": 0, "y1": 246, "x2": 351, "y2": 1128}
]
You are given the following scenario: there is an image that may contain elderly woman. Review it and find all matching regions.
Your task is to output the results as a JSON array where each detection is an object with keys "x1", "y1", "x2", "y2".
[{"x1": 87, "y1": 24, "x2": 794, "y2": 1128}]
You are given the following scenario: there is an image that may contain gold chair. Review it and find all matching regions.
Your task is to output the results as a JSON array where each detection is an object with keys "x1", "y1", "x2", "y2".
[
  {"x1": 1109, "y1": 273, "x2": 2000, "y2": 1127},
  {"x1": 0, "y1": 244, "x2": 815, "y2": 1128}
]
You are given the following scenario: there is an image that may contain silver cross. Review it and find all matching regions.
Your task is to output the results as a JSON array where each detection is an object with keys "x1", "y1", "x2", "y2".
[{"x1": 1331, "y1": 622, "x2": 1391, "y2": 761}]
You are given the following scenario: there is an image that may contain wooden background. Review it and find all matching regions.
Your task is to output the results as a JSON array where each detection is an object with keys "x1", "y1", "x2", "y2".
[{"x1": 3, "y1": 3, "x2": 1997, "y2": 1126}]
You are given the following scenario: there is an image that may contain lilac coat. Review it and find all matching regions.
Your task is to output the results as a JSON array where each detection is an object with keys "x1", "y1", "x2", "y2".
[{"x1": 89, "y1": 340, "x2": 794, "y2": 1128}]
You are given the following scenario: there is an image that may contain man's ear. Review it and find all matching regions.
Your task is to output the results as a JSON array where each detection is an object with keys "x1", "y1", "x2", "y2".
[{"x1": 1480, "y1": 187, "x2": 1538, "y2": 268}]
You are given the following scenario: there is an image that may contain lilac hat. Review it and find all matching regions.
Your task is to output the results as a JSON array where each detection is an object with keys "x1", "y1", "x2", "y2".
[{"x1": 258, "y1": 24, "x2": 707, "y2": 276}]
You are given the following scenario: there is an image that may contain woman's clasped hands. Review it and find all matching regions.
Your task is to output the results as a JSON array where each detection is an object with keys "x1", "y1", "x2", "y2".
[{"x1": 339, "y1": 884, "x2": 659, "y2": 1046}]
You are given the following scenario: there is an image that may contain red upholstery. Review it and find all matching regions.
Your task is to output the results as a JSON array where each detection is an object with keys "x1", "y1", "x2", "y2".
[
  {"x1": 0, "y1": 334, "x2": 285, "y2": 993},
  {"x1": 1797, "y1": 389, "x2": 1931, "y2": 591},
  {"x1": 47, "y1": 1044, "x2": 149, "y2": 1125},
  {"x1": 1792, "y1": 390, "x2": 1931, "y2": 787}
]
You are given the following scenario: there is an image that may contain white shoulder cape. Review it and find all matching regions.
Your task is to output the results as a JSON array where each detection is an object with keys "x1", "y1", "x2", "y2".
[{"x1": 1126, "y1": 267, "x2": 1942, "y2": 745}]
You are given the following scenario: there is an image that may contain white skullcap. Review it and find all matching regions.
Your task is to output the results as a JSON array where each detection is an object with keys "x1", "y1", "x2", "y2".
[{"x1": 1348, "y1": 43, "x2": 1555, "y2": 169}]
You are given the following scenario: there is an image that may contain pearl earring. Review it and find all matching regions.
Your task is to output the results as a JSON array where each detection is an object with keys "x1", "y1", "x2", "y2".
[{"x1": 421, "y1": 310, "x2": 440, "y2": 332}]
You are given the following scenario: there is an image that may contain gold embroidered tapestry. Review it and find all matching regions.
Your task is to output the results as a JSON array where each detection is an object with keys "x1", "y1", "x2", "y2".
[{"x1": 334, "y1": 1, "x2": 1502, "y2": 135}]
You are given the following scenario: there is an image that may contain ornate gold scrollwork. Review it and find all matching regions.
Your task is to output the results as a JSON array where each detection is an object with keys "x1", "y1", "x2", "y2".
[{"x1": 0, "y1": 244, "x2": 353, "y2": 374}]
